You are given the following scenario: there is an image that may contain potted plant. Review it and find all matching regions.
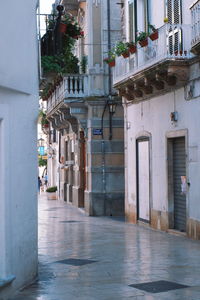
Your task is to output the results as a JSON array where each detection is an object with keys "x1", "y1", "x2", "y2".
[
  {"x1": 40, "y1": 111, "x2": 49, "y2": 128},
  {"x1": 148, "y1": 24, "x2": 159, "y2": 41},
  {"x1": 59, "y1": 14, "x2": 73, "y2": 33},
  {"x1": 127, "y1": 41, "x2": 137, "y2": 54},
  {"x1": 115, "y1": 41, "x2": 130, "y2": 58},
  {"x1": 46, "y1": 186, "x2": 57, "y2": 200},
  {"x1": 104, "y1": 50, "x2": 116, "y2": 67},
  {"x1": 59, "y1": 22, "x2": 67, "y2": 33},
  {"x1": 136, "y1": 31, "x2": 148, "y2": 47}
]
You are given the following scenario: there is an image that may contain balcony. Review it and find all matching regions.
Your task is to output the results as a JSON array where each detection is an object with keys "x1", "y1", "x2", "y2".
[
  {"x1": 191, "y1": 0, "x2": 200, "y2": 54},
  {"x1": 47, "y1": 74, "x2": 88, "y2": 114},
  {"x1": 113, "y1": 24, "x2": 193, "y2": 101}
]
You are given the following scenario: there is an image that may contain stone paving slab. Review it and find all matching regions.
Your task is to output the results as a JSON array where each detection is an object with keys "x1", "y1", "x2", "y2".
[{"x1": 9, "y1": 193, "x2": 200, "y2": 299}]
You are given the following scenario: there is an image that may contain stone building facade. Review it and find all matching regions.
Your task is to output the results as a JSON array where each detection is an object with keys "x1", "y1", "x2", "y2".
[{"x1": 45, "y1": 0, "x2": 125, "y2": 216}]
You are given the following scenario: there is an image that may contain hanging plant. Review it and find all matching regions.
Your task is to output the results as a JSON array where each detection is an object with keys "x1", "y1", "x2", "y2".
[
  {"x1": 115, "y1": 41, "x2": 130, "y2": 58},
  {"x1": 127, "y1": 42, "x2": 137, "y2": 54},
  {"x1": 104, "y1": 50, "x2": 116, "y2": 67},
  {"x1": 148, "y1": 24, "x2": 159, "y2": 41},
  {"x1": 136, "y1": 31, "x2": 148, "y2": 47}
]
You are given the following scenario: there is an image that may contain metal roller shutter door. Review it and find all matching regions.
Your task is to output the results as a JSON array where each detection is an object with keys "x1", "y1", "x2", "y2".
[{"x1": 173, "y1": 137, "x2": 186, "y2": 231}]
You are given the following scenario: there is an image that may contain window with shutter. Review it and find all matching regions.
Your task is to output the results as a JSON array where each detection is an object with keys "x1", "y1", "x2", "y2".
[
  {"x1": 166, "y1": 0, "x2": 182, "y2": 54},
  {"x1": 166, "y1": 0, "x2": 182, "y2": 24},
  {"x1": 167, "y1": 0, "x2": 173, "y2": 23}
]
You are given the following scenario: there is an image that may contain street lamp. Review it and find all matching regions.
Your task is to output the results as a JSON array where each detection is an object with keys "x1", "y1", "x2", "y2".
[
  {"x1": 38, "y1": 138, "x2": 45, "y2": 147},
  {"x1": 108, "y1": 96, "x2": 117, "y2": 140},
  {"x1": 38, "y1": 138, "x2": 45, "y2": 157},
  {"x1": 108, "y1": 101, "x2": 116, "y2": 114}
]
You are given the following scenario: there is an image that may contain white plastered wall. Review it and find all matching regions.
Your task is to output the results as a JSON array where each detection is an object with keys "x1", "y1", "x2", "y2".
[
  {"x1": 126, "y1": 86, "x2": 200, "y2": 221},
  {"x1": 0, "y1": 0, "x2": 39, "y2": 297}
]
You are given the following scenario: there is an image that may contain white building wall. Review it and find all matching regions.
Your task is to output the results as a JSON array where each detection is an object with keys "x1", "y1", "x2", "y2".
[
  {"x1": 126, "y1": 85, "x2": 200, "y2": 221},
  {"x1": 0, "y1": 0, "x2": 38, "y2": 298}
]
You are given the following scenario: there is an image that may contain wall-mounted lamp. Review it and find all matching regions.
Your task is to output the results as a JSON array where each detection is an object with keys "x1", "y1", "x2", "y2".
[
  {"x1": 108, "y1": 102, "x2": 116, "y2": 114},
  {"x1": 38, "y1": 138, "x2": 45, "y2": 147}
]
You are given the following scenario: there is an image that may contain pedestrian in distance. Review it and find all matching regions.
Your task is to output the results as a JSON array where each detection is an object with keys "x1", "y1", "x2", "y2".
[
  {"x1": 38, "y1": 176, "x2": 42, "y2": 194},
  {"x1": 44, "y1": 174, "x2": 48, "y2": 187}
]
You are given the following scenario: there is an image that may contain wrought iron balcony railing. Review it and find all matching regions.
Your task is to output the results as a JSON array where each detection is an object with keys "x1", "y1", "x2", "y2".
[{"x1": 113, "y1": 24, "x2": 193, "y2": 86}]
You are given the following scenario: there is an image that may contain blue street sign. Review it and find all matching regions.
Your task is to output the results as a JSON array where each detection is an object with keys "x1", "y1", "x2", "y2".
[{"x1": 93, "y1": 128, "x2": 102, "y2": 135}]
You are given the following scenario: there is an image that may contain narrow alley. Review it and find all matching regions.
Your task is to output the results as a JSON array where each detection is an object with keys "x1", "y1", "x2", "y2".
[{"x1": 10, "y1": 194, "x2": 200, "y2": 300}]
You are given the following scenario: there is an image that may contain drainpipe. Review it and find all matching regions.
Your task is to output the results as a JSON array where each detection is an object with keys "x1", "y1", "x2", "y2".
[
  {"x1": 101, "y1": 0, "x2": 112, "y2": 214},
  {"x1": 107, "y1": 0, "x2": 112, "y2": 96},
  {"x1": 107, "y1": 0, "x2": 114, "y2": 141}
]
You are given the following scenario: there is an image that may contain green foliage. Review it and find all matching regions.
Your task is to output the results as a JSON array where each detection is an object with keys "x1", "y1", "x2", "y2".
[
  {"x1": 40, "y1": 83, "x2": 54, "y2": 100},
  {"x1": 115, "y1": 41, "x2": 129, "y2": 56},
  {"x1": 38, "y1": 157, "x2": 47, "y2": 167},
  {"x1": 41, "y1": 35, "x2": 79, "y2": 74},
  {"x1": 41, "y1": 55, "x2": 63, "y2": 73},
  {"x1": 46, "y1": 186, "x2": 57, "y2": 193},
  {"x1": 39, "y1": 111, "x2": 49, "y2": 126},
  {"x1": 136, "y1": 31, "x2": 148, "y2": 42},
  {"x1": 61, "y1": 14, "x2": 84, "y2": 38},
  {"x1": 80, "y1": 56, "x2": 88, "y2": 73},
  {"x1": 148, "y1": 24, "x2": 157, "y2": 33},
  {"x1": 127, "y1": 41, "x2": 136, "y2": 47},
  {"x1": 104, "y1": 50, "x2": 116, "y2": 64}
]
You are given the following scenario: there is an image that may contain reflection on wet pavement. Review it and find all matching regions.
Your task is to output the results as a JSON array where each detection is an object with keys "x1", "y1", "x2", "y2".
[{"x1": 9, "y1": 193, "x2": 200, "y2": 300}]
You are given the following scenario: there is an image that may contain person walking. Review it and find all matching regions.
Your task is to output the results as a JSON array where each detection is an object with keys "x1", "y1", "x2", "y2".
[
  {"x1": 44, "y1": 174, "x2": 48, "y2": 187},
  {"x1": 38, "y1": 176, "x2": 42, "y2": 194}
]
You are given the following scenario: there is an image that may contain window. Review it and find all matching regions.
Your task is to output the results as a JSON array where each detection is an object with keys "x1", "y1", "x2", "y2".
[
  {"x1": 165, "y1": 0, "x2": 182, "y2": 24},
  {"x1": 129, "y1": 0, "x2": 150, "y2": 42},
  {"x1": 166, "y1": 0, "x2": 182, "y2": 54}
]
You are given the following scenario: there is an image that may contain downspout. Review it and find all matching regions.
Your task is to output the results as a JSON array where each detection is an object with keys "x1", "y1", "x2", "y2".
[
  {"x1": 101, "y1": 0, "x2": 112, "y2": 214},
  {"x1": 107, "y1": 0, "x2": 114, "y2": 141}
]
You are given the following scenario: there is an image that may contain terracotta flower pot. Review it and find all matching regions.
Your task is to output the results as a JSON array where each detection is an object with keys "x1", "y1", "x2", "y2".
[
  {"x1": 149, "y1": 31, "x2": 158, "y2": 41},
  {"x1": 139, "y1": 38, "x2": 148, "y2": 47},
  {"x1": 129, "y1": 45, "x2": 137, "y2": 54},
  {"x1": 108, "y1": 60, "x2": 116, "y2": 67},
  {"x1": 59, "y1": 23, "x2": 67, "y2": 33},
  {"x1": 122, "y1": 51, "x2": 130, "y2": 58}
]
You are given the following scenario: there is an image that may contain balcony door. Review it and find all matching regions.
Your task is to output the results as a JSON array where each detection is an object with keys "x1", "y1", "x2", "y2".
[{"x1": 129, "y1": 0, "x2": 149, "y2": 42}]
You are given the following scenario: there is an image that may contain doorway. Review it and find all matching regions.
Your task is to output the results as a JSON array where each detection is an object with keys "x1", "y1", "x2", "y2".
[
  {"x1": 79, "y1": 131, "x2": 86, "y2": 207},
  {"x1": 136, "y1": 138, "x2": 150, "y2": 223},
  {"x1": 168, "y1": 136, "x2": 186, "y2": 232}
]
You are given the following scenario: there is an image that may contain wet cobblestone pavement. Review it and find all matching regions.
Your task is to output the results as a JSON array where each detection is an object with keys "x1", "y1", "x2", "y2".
[{"x1": 10, "y1": 193, "x2": 200, "y2": 299}]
